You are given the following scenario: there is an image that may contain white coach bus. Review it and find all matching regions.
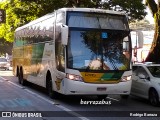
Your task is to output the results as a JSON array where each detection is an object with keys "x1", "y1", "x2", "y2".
[{"x1": 13, "y1": 8, "x2": 133, "y2": 99}]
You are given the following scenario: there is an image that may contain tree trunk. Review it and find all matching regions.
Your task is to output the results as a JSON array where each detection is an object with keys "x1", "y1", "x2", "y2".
[{"x1": 145, "y1": 0, "x2": 160, "y2": 63}]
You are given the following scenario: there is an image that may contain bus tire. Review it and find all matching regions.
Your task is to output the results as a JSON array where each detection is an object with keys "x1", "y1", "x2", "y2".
[
  {"x1": 16, "y1": 67, "x2": 19, "y2": 77},
  {"x1": 18, "y1": 69, "x2": 22, "y2": 84},
  {"x1": 149, "y1": 89, "x2": 159, "y2": 106},
  {"x1": 18, "y1": 68, "x2": 26, "y2": 86},
  {"x1": 47, "y1": 79, "x2": 54, "y2": 98},
  {"x1": 46, "y1": 73, "x2": 59, "y2": 99}
]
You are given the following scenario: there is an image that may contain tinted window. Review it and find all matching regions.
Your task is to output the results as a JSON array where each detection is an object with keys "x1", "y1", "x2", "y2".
[
  {"x1": 67, "y1": 12, "x2": 129, "y2": 30},
  {"x1": 147, "y1": 66, "x2": 160, "y2": 78},
  {"x1": 133, "y1": 66, "x2": 149, "y2": 78},
  {"x1": 67, "y1": 30, "x2": 131, "y2": 71}
]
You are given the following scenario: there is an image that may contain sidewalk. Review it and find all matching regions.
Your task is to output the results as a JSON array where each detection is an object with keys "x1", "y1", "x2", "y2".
[{"x1": 0, "y1": 70, "x2": 13, "y2": 77}]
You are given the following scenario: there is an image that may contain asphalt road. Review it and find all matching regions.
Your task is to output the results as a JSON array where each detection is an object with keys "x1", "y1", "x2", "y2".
[
  {"x1": 0, "y1": 70, "x2": 82, "y2": 120},
  {"x1": 0, "y1": 70, "x2": 160, "y2": 120}
]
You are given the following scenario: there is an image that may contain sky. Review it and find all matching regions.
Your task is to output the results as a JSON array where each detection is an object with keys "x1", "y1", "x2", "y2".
[
  {"x1": 143, "y1": 0, "x2": 157, "y2": 24},
  {"x1": 146, "y1": 8, "x2": 154, "y2": 24}
]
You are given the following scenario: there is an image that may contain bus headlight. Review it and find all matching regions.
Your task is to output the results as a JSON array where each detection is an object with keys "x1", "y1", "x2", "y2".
[
  {"x1": 121, "y1": 75, "x2": 132, "y2": 82},
  {"x1": 66, "y1": 74, "x2": 83, "y2": 82}
]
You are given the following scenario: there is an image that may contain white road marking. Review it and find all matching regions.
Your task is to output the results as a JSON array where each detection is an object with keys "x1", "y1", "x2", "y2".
[
  {"x1": 107, "y1": 96, "x2": 119, "y2": 101},
  {"x1": 0, "y1": 76, "x2": 90, "y2": 120},
  {"x1": 0, "y1": 76, "x2": 7, "y2": 81}
]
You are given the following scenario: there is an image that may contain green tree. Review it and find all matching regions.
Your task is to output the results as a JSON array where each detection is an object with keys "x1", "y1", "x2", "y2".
[
  {"x1": 102, "y1": 0, "x2": 146, "y2": 22},
  {"x1": 19, "y1": 0, "x2": 147, "y2": 21},
  {"x1": 0, "y1": 0, "x2": 65, "y2": 42},
  {"x1": 145, "y1": 0, "x2": 160, "y2": 63},
  {"x1": 0, "y1": 38, "x2": 12, "y2": 55},
  {"x1": 0, "y1": 0, "x2": 19, "y2": 42}
]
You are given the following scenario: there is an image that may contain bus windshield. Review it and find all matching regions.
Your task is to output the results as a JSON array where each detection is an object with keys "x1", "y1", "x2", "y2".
[
  {"x1": 67, "y1": 12, "x2": 129, "y2": 30},
  {"x1": 67, "y1": 30, "x2": 131, "y2": 71}
]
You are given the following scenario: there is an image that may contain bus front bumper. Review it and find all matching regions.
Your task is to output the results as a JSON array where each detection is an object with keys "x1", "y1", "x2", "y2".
[{"x1": 63, "y1": 78, "x2": 132, "y2": 95}]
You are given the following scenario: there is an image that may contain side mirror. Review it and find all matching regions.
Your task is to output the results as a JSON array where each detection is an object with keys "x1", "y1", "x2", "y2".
[
  {"x1": 122, "y1": 36, "x2": 130, "y2": 52},
  {"x1": 61, "y1": 25, "x2": 68, "y2": 45},
  {"x1": 146, "y1": 77, "x2": 150, "y2": 81}
]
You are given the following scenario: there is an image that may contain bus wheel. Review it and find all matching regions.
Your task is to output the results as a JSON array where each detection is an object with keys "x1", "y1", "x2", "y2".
[
  {"x1": 97, "y1": 95, "x2": 108, "y2": 100},
  {"x1": 18, "y1": 69, "x2": 26, "y2": 86},
  {"x1": 149, "y1": 89, "x2": 159, "y2": 106},
  {"x1": 47, "y1": 79, "x2": 60, "y2": 99},
  {"x1": 47, "y1": 79, "x2": 54, "y2": 98}
]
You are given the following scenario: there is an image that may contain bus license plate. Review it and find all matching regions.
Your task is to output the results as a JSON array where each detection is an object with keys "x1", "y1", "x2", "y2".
[{"x1": 97, "y1": 87, "x2": 106, "y2": 91}]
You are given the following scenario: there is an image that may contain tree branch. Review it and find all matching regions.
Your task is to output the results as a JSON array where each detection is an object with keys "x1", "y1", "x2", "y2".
[{"x1": 145, "y1": 0, "x2": 158, "y2": 16}]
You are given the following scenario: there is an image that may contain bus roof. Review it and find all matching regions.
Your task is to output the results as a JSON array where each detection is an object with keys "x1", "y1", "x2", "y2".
[
  {"x1": 15, "y1": 8, "x2": 126, "y2": 32},
  {"x1": 59, "y1": 8, "x2": 126, "y2": 15}
]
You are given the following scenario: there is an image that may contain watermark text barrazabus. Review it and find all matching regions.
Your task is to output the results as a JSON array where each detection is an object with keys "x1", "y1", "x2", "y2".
[{"x1": 80, "y1": 99, "x2": 111, "y2": 105}]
